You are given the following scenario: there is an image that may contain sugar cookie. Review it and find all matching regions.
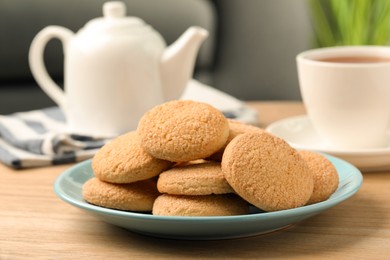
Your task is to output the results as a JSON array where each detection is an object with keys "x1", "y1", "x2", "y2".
[
  {"x1": 83, "y1": 177, "x2": 160, "y2": 211},
  {"x1": 92, "y1": 131, "x2": 172, "y2": 183},
  {"x1": 299, "y1": 150, "x2": 339, "y2": 204},
  {"x1": 152, "y1": 194, "x2": 249, "y2": 216},
  {"x1": 157, "y1": 162, "x2": 234, "y2": 195},
  {"x1": 137, "y1": 100, "x2": 229, "y2": 162},
  {"x1": 222, "y1": 132, "x2": 313, "y2": 211}
]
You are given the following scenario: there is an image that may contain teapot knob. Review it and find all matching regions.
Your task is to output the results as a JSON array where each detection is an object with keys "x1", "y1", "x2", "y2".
[{"x1": 103, "y1": 1, "x2": 126, "y2": 18}]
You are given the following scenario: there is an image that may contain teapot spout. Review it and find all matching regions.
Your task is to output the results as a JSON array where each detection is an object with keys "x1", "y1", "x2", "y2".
[{"x1": 161, "y1": 26, "x2": 208, "y2": 101}]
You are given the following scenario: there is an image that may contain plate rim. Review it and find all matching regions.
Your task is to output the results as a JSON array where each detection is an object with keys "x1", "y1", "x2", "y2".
[{"x1": 54, "y1": 154, "x2": 363, "y2": 224}]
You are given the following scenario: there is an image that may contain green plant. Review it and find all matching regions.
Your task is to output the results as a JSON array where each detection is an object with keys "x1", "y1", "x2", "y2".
[{"x1": 308, "y1": 0, "x2": 390, "y2": 47}]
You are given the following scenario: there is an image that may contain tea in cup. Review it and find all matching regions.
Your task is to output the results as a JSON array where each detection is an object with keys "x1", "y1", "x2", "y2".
[{"x1": 296, "y1": 46, "x2": 390, "y2": 149}]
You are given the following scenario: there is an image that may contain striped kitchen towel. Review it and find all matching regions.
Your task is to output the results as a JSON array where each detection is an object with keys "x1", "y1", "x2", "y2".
[
  {"x1": 0, "y1": 80, "x2": 259, "y2": 169},
  {"x1": 0, "y1": 107, "x2": 108, "y2": 168}
]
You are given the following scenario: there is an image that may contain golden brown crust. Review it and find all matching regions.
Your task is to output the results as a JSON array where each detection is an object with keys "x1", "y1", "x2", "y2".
[
  {"x1": 137, "y1": 100, "x2": 229, "y2": 162},
  {"x1": 152, "y1": 194, "x2": 249, "y2": 216},
  {"x1": 157, "y1": 162, "x2": 234, "y2": 195},
  {"x1": 92, "y1": 131, "x2": 172, "y2": 184},
  {"x1": 221, "y1": 132, "x2": 313, "y2": 212},
  {"x1": 299, "y1": 151, "x2": 339, "y2": 204},
  {"x1": 82, "y1": 177, "x2": 160, "y2": 211}
]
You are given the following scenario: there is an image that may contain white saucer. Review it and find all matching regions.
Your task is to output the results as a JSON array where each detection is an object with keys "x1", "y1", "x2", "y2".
[{"x1": 266, "y1": 115, "x2": 390, "y2": 172}]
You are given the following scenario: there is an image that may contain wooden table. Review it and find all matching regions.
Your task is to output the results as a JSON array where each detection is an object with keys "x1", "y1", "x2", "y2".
[{"x1": 1, "y1": 101, "x2": 389, "y2": 259}]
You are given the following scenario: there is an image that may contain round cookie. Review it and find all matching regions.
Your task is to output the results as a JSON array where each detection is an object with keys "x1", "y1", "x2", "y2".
[
  {"x1": 137, "y1": 100, "x2": 229, "y2": 162},
  {"x1": 83, "y1": 177, "x2": 160, "y2": 211},
  {"x1": 92, "y1": 131, "x2": 172, "y2": 184},
  {"x1": 209, "y1": 119, "x2": 265, "y2": 161},
  {"x1": 299, "y1": 150, "x2": 339, "y2": 204},
  {"x1": 152, "y1": 194, "x2": 249, "y2": 216},
  {"x1": 157, "y1": 162, "x2": 234, "y2": 195},
  {"x1": 222, "y1": 132, "x2": 313, "y2": 212}
]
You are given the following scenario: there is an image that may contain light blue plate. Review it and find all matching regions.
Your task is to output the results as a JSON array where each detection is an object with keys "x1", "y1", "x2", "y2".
[{"x1": 54, "y1": 154, "x2": 363, "y2": 240}]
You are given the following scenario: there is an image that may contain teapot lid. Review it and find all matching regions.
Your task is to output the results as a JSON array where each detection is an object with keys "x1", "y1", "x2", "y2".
[{"x1": 82, "y1": 1, "x2": 148, "y2": 33}]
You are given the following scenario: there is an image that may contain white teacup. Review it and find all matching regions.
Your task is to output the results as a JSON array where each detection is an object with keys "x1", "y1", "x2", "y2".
[{"x1": 297, "y1": 46, "x2": 390, "y2": 149}]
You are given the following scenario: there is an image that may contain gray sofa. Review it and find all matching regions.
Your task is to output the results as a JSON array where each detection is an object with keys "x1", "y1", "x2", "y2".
[{"x1": 0, "y1": 0, "x2": 312, "y2": 114}]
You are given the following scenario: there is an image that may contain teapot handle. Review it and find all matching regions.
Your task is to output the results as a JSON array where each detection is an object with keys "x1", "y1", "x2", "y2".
[{"x1": 29, "y1": 26, "x2": 74, "y2": 109}]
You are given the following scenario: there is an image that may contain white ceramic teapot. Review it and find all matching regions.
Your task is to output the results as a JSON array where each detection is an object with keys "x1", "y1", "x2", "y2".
[{"x1": 29, "y1": 1, "x2": 208, "y2": 137}]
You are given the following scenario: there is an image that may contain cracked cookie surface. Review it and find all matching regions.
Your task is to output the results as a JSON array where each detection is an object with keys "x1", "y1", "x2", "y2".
[
  {"x1": 92, "y1": 131, "x2": 172, "y2": 183},
  {"x1": 137, "y1": 100, "x2": 229, "y2": 162},
  {"x1": 299, "y1": 150, "x2": 339, "y2": 204},
  {"x1": 83, "y1": 177, "x2": 160, "y2": 211},
  {"x1": 152, "y1": 194, "x2": 249, "y2": 216},
  {"x1": 222, "y1": 132, "x2": 313, "y2": 212},
  {"x1": 157, "y1": 161, "x2": 234, "y2": 195}
]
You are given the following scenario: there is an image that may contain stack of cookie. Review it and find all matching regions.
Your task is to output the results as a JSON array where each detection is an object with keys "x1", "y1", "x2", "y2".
[
  {"x1": 153, "y1": 161, "x2": 249, "y2": 216},
  {"x1": 83, "y1": 100, "x2": 339, "y2": 216}
]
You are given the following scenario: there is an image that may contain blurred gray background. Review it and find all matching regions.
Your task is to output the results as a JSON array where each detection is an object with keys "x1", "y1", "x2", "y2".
[{"x1": 0, "y1": 0, "x2": 312, "y2": 114}]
